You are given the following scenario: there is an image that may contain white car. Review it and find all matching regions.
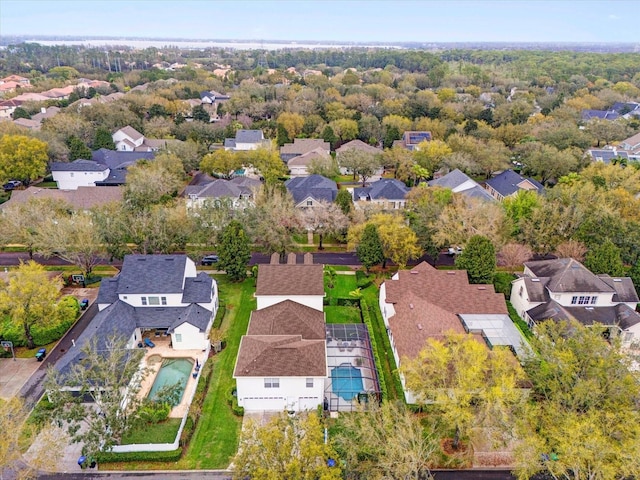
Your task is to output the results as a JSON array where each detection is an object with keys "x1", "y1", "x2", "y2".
[{"x1": 448, "y1": 246, "x2": 463, "y2": 256}]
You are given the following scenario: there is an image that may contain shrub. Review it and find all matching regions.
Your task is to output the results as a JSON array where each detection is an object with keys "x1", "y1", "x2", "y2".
[
  {"x1": 176, "y1": 360, "x2": 214, "y2": 449},
  {"x1": 212, "y1": 301, "x2": 226, "y2": 329},
  {"x1": 96, "y1": 448, "x2": 182, "y2": 463},
  {"x1": 227, "y1": 386, "x2": 245, "y2": 417},
  {"x1": 355, "y1": 270, "x2": 373, "y2": 289},
  {"x1": 360, "y1": 299, "x2": 388, "y2": 401},
  {"x1": 493, "y1": 272, "x2": 516, "y2": 298},
  {"x1": 179, "y1": 416, "x2": 194, "y2": 447},
  {"x1": 139, "y1": 401, "x2": 171, "y2": 424}
]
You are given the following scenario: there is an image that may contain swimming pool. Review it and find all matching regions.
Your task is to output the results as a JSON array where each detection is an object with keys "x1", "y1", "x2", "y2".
[
  {"x1": 331, "y1": 364, "x2": 364, "y2": 401},
  {"x1": 147, "y1": 358, "x2": 194, "y2": 405}
]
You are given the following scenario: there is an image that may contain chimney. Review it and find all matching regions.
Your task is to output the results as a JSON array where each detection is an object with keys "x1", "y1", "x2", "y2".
[
  {"x1": 303, "y1": 252, "x2": 313, "y2": 265},
  {"x1": 287, "y1": 252, "x2": 297, "y2": 265},
  {"x1": 270, "y1": 252, "x2": 280, "y2": 265}
]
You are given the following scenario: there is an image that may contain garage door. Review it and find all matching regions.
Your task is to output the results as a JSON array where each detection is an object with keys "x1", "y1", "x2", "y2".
[
  {"x1": 298, "y1": 396, "x2": 321, "y2": 411},
  {"x1": 240, "y1": 396, "x2": 285, "y2": 411}
]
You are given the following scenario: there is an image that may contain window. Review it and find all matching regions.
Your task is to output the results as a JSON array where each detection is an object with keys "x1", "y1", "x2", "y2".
[
  {"x1": 519, "y1": 286, "x2": 523, "y2": 297},
  {"x1": 306, "y1": 378, "x2": 313, "y2": 388},
  {"x1": 578, "y1": 296, "x2": 590, "y2": 305},
  {"x1": 141, "y1": 297, "x2": 147, "y2": 305},
  {"x1": 175, "y1": 333, "x2": 182, "y2": 342},
  {"x1": 148, "y1": 296, "x2": 160, "y2": 305},
  {"x1": 624, "y1": 332, "x2": 634, "y2": 343},
  {"x1": 161, "y1": 297, "x2": 167, "y2": 305},
  {"x1": 590, "y1": 296, "x2": 598, "y2": 305},
  {"x1": 264, "y1": 378, "x2": 280, "y2": 388},
  {"x1": 70, "y1": 172, "x2": 74, "y2": 177},
  {"x1": 571, "y1": 296, "x2": 578, "y2": 305},
  {"x1": 306, "y1": 200, "x2": 313, "y2": 206}
]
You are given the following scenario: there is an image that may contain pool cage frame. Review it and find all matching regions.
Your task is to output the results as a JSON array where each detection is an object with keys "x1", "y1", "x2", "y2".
[{"x1": 324, "y1": 324, "x2": 381, "y2": 412}]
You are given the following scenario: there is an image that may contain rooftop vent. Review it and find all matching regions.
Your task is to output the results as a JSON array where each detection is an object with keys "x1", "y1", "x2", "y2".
[
  {"x1": 409, "y1": 303, "x2": 414, "y2": 309},
  {"x1": 477, "y1": 286, "x2": 487, "y2": 290},
  {"x1": 137, "y1": 258, "x2": 146, "y2": 262},
  {"x1": 613, "y1": 279, "x2": 622, "y2": 282},
  {"x1": 165, "y1": 258, "x2": 174, "y2": 261},
  {"x1": 446, "y1": 271, "x2": 456, "y2": 275},
  {"x1": 410, "y1": 270, "x2": 419, "y2": 274},
  {"x1": 417, "y1": 324, "x2": 423, "y2": 330},
  {"x1": 585, "y1": 307, "x2": 594, "y2": 310},
  {"x1": 531, "y1": 278, "x2": 540, "y2": 282}
]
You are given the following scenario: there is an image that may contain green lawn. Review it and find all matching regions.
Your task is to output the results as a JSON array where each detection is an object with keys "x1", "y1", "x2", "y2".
[
  {"x1": 120, "y1": 418, "x2": 181, "y2": 445},
  {"x1": 325, "y1": 274, "x2": 358, "y2": 299},
  {"x1": 325, "y1": 305, "x2": 362, "y2": 323}
]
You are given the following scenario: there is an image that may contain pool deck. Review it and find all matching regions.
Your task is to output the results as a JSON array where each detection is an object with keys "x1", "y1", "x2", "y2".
[{"x1": 137, "y1": 336, "x2": 208, "y2": 418}]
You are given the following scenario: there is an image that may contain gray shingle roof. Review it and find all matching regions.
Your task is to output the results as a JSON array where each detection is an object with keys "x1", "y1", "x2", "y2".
[
  {"x1": 485, "y1": 169, "x2": 543, "y2": 197},
  {"x1": 428, "y1": 169, "x2": 472, "y2": 189},
  {"x1": 284, "y1": 174, "x2": 337, "y2": 204},
  {"x1": 184, "y1": 179, "x2": 244, "y2": 199},
  {"x1": 525, "y1": 258, "x2": 615, "y2": 294},
  {"x1": 528, "y1": 301, "x2": 640, "y2": 330},
  {"x1": 354, "y1": 178, "x2": 409, "y2": 201},
  {"x1": 50, "y1": 159, "x2": 109, "y2": 172},
  {"x1": 116, "y1": 126, "x2": 144, "y2": 142},
  {"x1": 522, "y1": 277, "x2": 550, "y2": 303},
  {"x1": 235, "y1": 129, "x2": 264, "y2": 143},
  {"x1": 223, "y1": 139, "x2": 236, "y2": 148},
  {"x1": 464, "y1": 185, "x2": 496, "y2": 201},
  {"x1": 168, "y1": 303, "x2": 212, "y2": 332},
  {"x1": 91, "y1": 149, "x2": 155, "y2": 170},
  {"x1": 116, "y1": 255, "x2": 188, "y2": 295},
  {"x1": 335, "y1": 139, "x2": 381, "y2": 155},
  {"x1": 94, "y1": 169, "x2": 128, "y2": 185},
  {"x1": 182, "y1": 273, "x2": 213, "y2": 304},
  {"x1": 97, "y1": 277, "x2": 119, "y2": 304},
  {"x1": 598, "y1": 275, "x2": 640, "y2": 303}
]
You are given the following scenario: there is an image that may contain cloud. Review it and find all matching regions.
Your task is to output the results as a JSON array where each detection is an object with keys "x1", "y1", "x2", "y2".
[{"x1": 608, "y1": 14, "x2": 620, "y2": 19}]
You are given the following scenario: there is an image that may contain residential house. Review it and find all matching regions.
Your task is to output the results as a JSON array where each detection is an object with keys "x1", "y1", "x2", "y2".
[
  {"x1": 484, "y1": 169, "x2": 543, "y2": 201},
  {"x1": 51, "y1": 160, "x2": 110, "y2": 190},
  {"x1": 284, "y1": 174, "x2": 338, "y2": 208},
  {"x1": 0, "y1": 186, "x2": 123, "y2": 211},
  {"x1": 380, "y1": 262, "x2": 527, "y2": 403},
  {"x1": 11, "y1": 92, "x2": 50, "y2": 102},
  {"x1": 280, "y1": 138, "x2": 330, "y2": 164},
  {"x1": 393, "y1": 131, "x2": 432, "y2": 151},
  {"x1": 55, "y1": 254, "x2": 217, "y2": 380},
  {"x1": 183, "y1": 177, "x2": 261, "y2": 208},
  {"x1": 0, "y1": 99, "x2": 22, "y2": 119},
  {"x1": 581, "y1": 109, "x2": 620, "y2": 121},
  {"x1": 587, "y1": 148, "x2": 631, "y2": 164},
  {"x1": 234, "y1": 299, "x2": 327, "y2": 411},
  {"x1": 0, "y1": 81, "x2": 22, "y2": 94},
  {"x1": 428, "y1": 169, "x2": 495, "y2": 202},
  {"x1": 1, "y1": 75, "x2": 31, "y2": 86},
  {"x1": 235, "y1": 254, "x2": 327, "y2": 412},
  {"x1": 12, "y1": 118, "x2": 41, "y2": 130},
  {"x1": 31, "y1": 106, "x2": 60, "y2": 122},
  {"x1": 255, "y1": 258, "x2": 325, "y2": 311},
  {"x1": 224, "y1": 129, "x2": 270, "y2": 151},
  {"x1": 619, "y1": 132, "x2": 640, "y2": 159},
  {"x1": 581, "y1": 102, "x2": 640, "y2": 122},
  {"x1": 112, "y1": 126, "x2": 166, "y2": 152},
  {"x1": 288, "y1": 147, "x2": 332, "y2": 177},
  {"x1": 510, "y1": 258, "x2": 640, "y2": 347},
  {"x1": 352, "y1": 178, "x2": 410, "y2": 210},
  {"x1": 92, "y1": 149, "x2": 156, "y2": 186},
  {"x1": 41, "y1": 85, "x2": 75, "y2": 100}
]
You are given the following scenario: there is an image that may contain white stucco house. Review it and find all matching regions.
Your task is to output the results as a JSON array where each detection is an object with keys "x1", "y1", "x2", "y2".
[
  {"x1": 223, "y1": 129, "x2": 270, "y2": 151},
  {"x1": 50, "y1": 160, "x2": 110, "y2": 190},
  {"x1": 234, "y1": 253, "x2": 327, "y2": 412},
  {"x1": 112, "y1": 126, "x2": 166, "y2": 152},
  {"x1": 511, "y1": 258, "x2": 640, "y2": 347}
]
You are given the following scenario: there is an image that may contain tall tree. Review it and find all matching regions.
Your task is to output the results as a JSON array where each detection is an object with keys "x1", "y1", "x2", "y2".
[
  {"x1": 200, "y1": 149, "x2": 243, "y2": 179},
  {"x1": 92, "y1": 127, "x2": 116, "y2": 150},
  {"x1": 123, "y1": 155, "x2": 184, "y2": 211},
  {"x1": 356, "y1": 223, "x2": 385, "y2": 272},
  {"x1": 334, "y1": 400, "x2": 438, "y2": 480},
  {"x1": 0, "y1": 397, "x2": 28, "y2": 478},
  {"x1": 35, "y1": 210, "x2": 105, "y2": 277},
  {"x1": 455, "y1": 234, "x2": 496, "y2": 284},
  {"x1": 514, "y1": 320, "x2": 640, "y2": 480},
  {"x1": 403, "y1": 332, "x2": 526, "y2": 450},
  {"x1": 45, "y1": 335, "x2": 148, "y2": 459},
  {"x1": 337, "y1": 148, "x2": 382, "y2": 186},
  {"x1": 217, "y1": 220, "x2": 251, "y2": 282},
  {"x1": 335, "y1": 188, "x2": 353, "y2": 215},
  {"x1": 583, "y1": 239, "x2": 625, "y2": 276},
  {"x1": 66, "y1": 135, "x2": 92, "y2": 161},
  {"x1": 0, "y1": 134, "x2": 48, "y2": 183},
  {"x1": 300, "y1": 201, "x2": 349, "y2": 250},
  {"x1": 232, "y1": 411, "x2": 341, "y2": 480},
  {"x1": 0, "y1": 261, "x2": 62, "y2": 349}
]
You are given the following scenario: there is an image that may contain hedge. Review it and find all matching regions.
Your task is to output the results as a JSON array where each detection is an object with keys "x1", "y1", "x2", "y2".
[
  {"x1": 180, "y1": 360, "x2": 215, "y2": 448},
  {"x1": 0, "y1": 295, "x2": 80, "y2": 347},
  {"x1": 212, "y1": 301, "x2": 226, "y2": 329},
  {"x1": 360, "y1": 299, "x2": 388, "y2": 401},
  {"x1": 227, "y1": 386, "x2": 244, "y2": 417},
  {"x1": 96, "y1": 447, "x2": 182, "y2": 463},
  {"x1": 355, "y1": 270, "x2": 373, "y2": 289}
]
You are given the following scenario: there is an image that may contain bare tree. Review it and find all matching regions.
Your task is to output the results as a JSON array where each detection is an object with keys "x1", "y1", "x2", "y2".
[
  {"x1": 300, "y1": 201, "x2": 349, "y2": 250},
  {"x1": 554, "y1": 240, "x2": 588, "y2": 262},
  {"x1": 498, "y1": 242, "x2": 533, "y2": 270}
]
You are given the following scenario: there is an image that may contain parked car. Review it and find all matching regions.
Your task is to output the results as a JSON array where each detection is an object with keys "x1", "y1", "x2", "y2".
[
  {"x1": 448, "y1": 246, "x2": 463, "y2": 256},
  {"x1": 3, "y1": 180, "x2": 22, "y2": 192},
  {"x1": 201, "y1": 254, "x2": 219, "y2": 266}
]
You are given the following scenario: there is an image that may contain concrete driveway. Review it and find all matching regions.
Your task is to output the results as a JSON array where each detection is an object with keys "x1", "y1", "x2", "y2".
[{"x1": 0, "y1": 357, "x2": 41, "y2": 399}]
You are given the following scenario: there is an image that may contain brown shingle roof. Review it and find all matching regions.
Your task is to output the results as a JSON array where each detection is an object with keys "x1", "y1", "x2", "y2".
[
  {"x1": 1, "y1": 186, "x2": 123, "y2": 211},
  {"x1": 280, "y1": 138, "x2": 330, "y2": 155},
  {"x1": 248, "y1": 300, "x2": 325, "y2": 339},
  {"x1": 336, "y1": 139, "x2": 382, "y2": 155},
  {"x1": 287, "y1": 147, "x2": 331, "y2": 166},
  {"x1": 234, "y1": 335, "x2": 326, "y2": 377},
  {"x1": 255, "y1": 264, "x2": 324, "y2": 296},
  {"x1": 383, "y1": 262, "x2": 507, "y2": 360},
  {"x1": 117, "y1": 125, "x2": 144, "y2": 142}
]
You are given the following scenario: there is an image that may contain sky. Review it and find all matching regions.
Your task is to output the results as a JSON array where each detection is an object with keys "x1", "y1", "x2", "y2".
[{"x1": 1, "y1": 0, "x2": 639, "y2": 43}]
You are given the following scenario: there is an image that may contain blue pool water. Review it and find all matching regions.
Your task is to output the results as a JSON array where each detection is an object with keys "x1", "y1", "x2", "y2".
[
  {"x1": 331, "y1": 364, "x2": 364, "y2": 401},
  {"x1": 147, "y1": 358, "x2": 194, "y2": 405}
]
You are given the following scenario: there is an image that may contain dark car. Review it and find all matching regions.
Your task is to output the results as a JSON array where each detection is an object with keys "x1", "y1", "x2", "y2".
[
  {"x1": 3, "y1": 180, "x2": 22, "y2": 192},
  {"x1": 201, "y1": 254, "x2": 219, "y2": 266}
]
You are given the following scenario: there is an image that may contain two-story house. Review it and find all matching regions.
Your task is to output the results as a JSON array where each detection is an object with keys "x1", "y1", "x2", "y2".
[
  {"x1": 510, "y1": 258, "x2": 640, "y2": 346},
  {"x1": 223, "y1": 129, "x2": 270, "y2": 151},
  {"x1": 484, "y1": 169, "x2": 543, "y2": 201},
  {"x1": 234, "y1": 253, "x2": 327, "y2": 412},
  {"x1": 352, "y1": 178, "x2": 410, "y2": 210},
  {"x1": 285, "y1": 175, "x2": 338, "y2": 208},
  {"x1": 112, "y1": 126, "x2": 166, "y2": 152},
  {"x1": 183, "y1": 177, "x2": 261, "y2": 209},
  {"x1": 55, "y1": 255, "x2": 218, "y2": 383},
  {"x1": 50, "y1": 160, "x2": 110, "y2": 190}
]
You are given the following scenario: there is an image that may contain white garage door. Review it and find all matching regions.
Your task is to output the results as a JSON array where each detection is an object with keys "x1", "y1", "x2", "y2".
[
  {"x1": 298, "y1": 396, "x2": 321, "y2": 411},
  {"x1": 241, "y1": 397, "x2": 285, "y2": 411}
]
